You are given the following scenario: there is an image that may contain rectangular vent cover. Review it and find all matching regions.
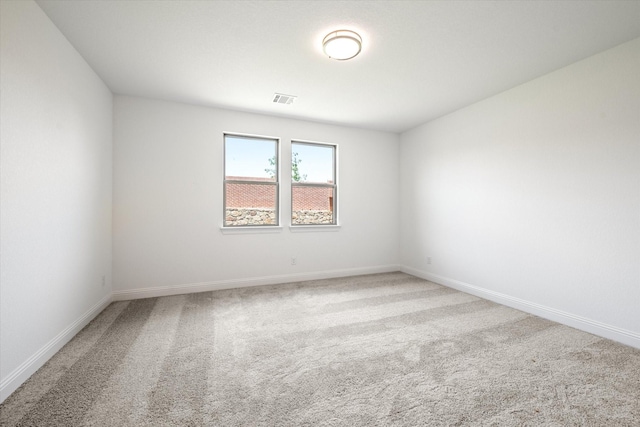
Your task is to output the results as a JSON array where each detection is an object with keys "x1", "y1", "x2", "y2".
[{"x1": 273, "y1": 93, "x2": 296, "y2": 105}]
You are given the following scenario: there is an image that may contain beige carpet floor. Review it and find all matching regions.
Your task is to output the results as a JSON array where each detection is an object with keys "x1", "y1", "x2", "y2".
[{"x1": 1, "y1": 272, "x2": 639, "y2": 426}]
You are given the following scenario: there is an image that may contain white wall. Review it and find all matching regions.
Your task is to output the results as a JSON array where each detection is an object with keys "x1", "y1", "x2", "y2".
[
  {"x1": 113, "y1": 96, "x2": 399, "y2": 297},
  {"x1": 400, "y1": 38, "x2": 640, "y2": 347},
  {"x1": 2, "y1": 3, "x2": 635, "y2": 407},
  {"x1": 0, "y1": 1, "x2": 113, "y2": 401}
]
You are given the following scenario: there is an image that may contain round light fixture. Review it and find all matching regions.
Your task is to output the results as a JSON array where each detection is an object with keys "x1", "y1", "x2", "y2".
[{"x1": 322, "y1": 30, "x2": 362, "y2": 60}]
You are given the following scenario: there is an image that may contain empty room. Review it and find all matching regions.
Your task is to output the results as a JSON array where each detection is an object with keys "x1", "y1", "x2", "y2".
[{"x1": 1, "y1": 0, "x2": 639, "y2": 425}]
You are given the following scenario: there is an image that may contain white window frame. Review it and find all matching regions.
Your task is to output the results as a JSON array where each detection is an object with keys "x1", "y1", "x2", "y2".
[
  {"x1": 222, "y1": 133, "x2": 280, "y2": 229},
  {"x1": 290, "y1": 140, "x2": 338, "y2": 227}
]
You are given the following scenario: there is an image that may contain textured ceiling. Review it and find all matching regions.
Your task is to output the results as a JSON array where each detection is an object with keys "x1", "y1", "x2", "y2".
[{"x1": 36, "y1": 0, "x2": 640, "y2": 133}]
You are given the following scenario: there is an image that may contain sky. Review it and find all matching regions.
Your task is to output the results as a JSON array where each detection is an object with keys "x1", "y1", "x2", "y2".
[{"x1": 225, "y1": 135, "x2": 333, "y2": 183}]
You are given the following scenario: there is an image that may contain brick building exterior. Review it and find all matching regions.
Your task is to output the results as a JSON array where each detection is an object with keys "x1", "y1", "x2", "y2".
[
  {"x1": 226, "y1": 177, "x2": 333, "y2": 211},
  {"x1": 291, "y1": 186, "x2": 333, "y2": 211}
]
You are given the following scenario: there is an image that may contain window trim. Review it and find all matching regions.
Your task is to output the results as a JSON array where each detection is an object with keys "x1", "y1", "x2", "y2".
[
  {"x1": 223, "y1": 132, "x2": 281, "y2": 228},
  {"x1": 290, "y1": 140, "x2": 338, "y2": 227}
]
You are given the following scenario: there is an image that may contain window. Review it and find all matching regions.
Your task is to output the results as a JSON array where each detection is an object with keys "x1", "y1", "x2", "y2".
[
  {"x1": 291, "y1": 141, "x2": 337, "y2": 225},
  {"x1": 224, "y1": 134, "x2": 279, "y2": 227}
]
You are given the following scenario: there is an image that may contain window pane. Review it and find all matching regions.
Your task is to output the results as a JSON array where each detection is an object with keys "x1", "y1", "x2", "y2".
[
  {"x1": 225, "y1": 135, "x2": 276, "y2": 181},
  {"x1": 292, "y1": 185, "x2": 334, "y2": 225},
  {"x1": 225, "y1": 182, "x2": 277, "y2": 226},
  {"x1": 291, "y1": 143, "x2": 333, "y2": 184}
]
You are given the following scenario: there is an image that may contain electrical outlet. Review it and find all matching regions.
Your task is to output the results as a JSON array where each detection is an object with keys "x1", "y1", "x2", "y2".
[
  {"x1": 291, "y1": 257, "x2": 297, "y2": 265},
  {"x1": 427, "y1": 257, "x2": 432, "y2": 265},
  {"x1": 101, "y1": 275, "x2": 106, "y2": 287}
]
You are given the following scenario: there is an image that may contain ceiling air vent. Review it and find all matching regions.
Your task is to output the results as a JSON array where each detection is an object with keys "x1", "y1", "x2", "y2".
[{"x1": 273, "y1": 93, "x2": 296, "y2": 105}]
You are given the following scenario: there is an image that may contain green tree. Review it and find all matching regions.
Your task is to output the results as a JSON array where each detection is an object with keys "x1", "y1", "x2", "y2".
[{"x1": 265, "y1": 152, "x2": 307, "y2": 182}]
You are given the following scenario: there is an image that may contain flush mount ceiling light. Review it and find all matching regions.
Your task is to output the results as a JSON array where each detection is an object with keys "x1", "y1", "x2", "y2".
[{"x1": 322, "y1": 30, "x2": 362, "y2": 60}]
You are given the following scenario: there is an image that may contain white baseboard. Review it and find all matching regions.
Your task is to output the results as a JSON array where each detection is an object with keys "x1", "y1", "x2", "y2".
[
  {"x1": 113, "y1": 264, "x2": 402, "y2": 301},
  {"x1": 8, "y1": 265, "x2": 634, "y2": 405},
  {"x1": 401, "y1": 266, "x2": 640, "y2": 350},
  {"x1": 0, "y1": 293, "x2": 113, "y2": 403}
]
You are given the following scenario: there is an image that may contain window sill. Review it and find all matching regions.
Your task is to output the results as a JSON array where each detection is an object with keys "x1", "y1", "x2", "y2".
[
  {"x1": 220, "y1": 226, "x2": 283, "y2": 235},
  {"x1": 289, "y1": 225, "x2": 341, "y2": 233}
]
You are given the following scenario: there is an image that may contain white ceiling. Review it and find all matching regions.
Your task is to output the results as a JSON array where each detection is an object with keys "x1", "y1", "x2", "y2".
[{"x1": 36, "y1": 0, "x2": 640, "y2": 133}]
